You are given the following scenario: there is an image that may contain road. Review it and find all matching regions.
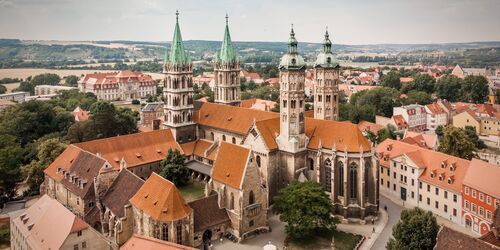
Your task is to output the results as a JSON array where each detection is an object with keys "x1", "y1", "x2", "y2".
[{"x1": 371, "y1": 195, "x2": 403, "y2": 250}]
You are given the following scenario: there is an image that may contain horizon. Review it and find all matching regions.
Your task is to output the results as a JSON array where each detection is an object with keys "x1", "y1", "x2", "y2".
[{"x1": 1, "y1": 0, "x2": 500, "y2": 45}]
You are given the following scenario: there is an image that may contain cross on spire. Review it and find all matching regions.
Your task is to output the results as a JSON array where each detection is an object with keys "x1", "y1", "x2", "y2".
[
  {"x1": 225, "y1": 13, "x2": 229, "y2": 25},
  {"x1": 176, "y1": 10, "x2": 179, "y2": 22}
]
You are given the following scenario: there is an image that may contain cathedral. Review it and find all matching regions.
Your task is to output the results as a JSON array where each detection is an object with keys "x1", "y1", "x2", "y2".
[
  {"x1": 42, "y1": 12, "x2": 378, "y2": 249},
  {"x1": 163, "y1": 12, "x2": 378, "y2": 220}
]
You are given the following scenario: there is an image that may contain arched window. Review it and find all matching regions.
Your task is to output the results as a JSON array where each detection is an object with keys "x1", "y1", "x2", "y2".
[
  {"x1": 256, "y1": 155, "x2": 261, "y2": 168},
  {"x1": 232, "y1": 137, "x2": 236, "y2": 144},
  {"x1": 324, "y1": 159, "x2": 332, "y2": 192},
  {"x1": 338, "y1": 161, "x2": 344, "y2": 196},
  {"x1": 176, "y1": 223, "x2": 182, "y2": 244},
  {"x1": 222, "y1": 135, "x2": 226, "y2": 141},
  {"x1": 162, "y1": 223, "x2": 168, "y2": 241},
  {"x1": 308, "y1": 158, "x2": 314, "y2": 171},
  {"x1": 350, "y1": 163, "x2": 358, "y2": 199},
  {"x1": 210, "y1": 132, "x2": 214, "y2": 140},
  {"x1": 229, "y1": 193, "x2": 235, "y2": 209},
  {"x1": 154, "y1": 224, "x2": 160, "y2": 239},
  {"x1": 249, "y1": 190, "x2": 255, "y2": 205}
]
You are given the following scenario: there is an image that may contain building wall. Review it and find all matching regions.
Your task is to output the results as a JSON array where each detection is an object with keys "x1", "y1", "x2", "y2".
[
  {"x1": 198, "y1": 125, "x2": 244, "y2": 145},
  {"x1": 61, "y1": 227, "x2": 112, "y2": 250},
  {"x1": 394, "y1": 106, "x2": 427, "y2": 132},
  {"x1": 479, "y1": 118, "x2": 500, "y2": 136},
  {"x1": 426, "y1": 112, "x2": 447, "y2": 131},
  {"x1": 452, "y1": 112, "x2": 481, "y2": 134},
  {"x1": 462, "y1": 184, "x2": 500, "y2": 235},
  {"x1": 418, "y1": 180, "x2": 461, "y2": 224},
  {"x1": 132, "y1": 207, "x2": 194, "y2": 247},
  {"x1": 79, "y1": 81, "x2": 156, "y2": 101}
]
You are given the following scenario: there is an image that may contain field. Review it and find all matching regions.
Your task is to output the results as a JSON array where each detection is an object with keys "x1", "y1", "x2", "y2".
[
  {"x1": 0, "y1": 68, "x2": 165, "y2": 81},
  {"x1": 178, "y1": 180, "x2": 205, "y2": 202}
]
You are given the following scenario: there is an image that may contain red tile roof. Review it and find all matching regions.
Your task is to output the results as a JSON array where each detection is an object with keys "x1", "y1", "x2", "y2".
[
  {"x1": 80, "y1": 70, "x2": 155, "y2": 90},
  {"x1": 129, "y1": 173, "x2": 192, "y2": 222},
  {"x1": 426, "y1": 103, "x2": 445, "y2": 114},
  {"x1": 211, "y1": 142, "x2": 250, "y2": 189},
  {"x1": 180, "y1": 139, "x2": 218, "y2": 161},
  {"x1": 357, "y1": 120, "x2": 384, "y2": 134},
  {"x1": 464, "y1": 159, "x2": 500, "y2": 199},
  {"x1": 121, "y1": 234, "x2": 197, "y2": 250}
]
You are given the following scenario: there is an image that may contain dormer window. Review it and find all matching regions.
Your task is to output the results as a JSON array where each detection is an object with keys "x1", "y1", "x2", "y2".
[
  {"x1": 430, "y1": 172, "x2": 435, "y2": 178},
  {"x1": 438, "y1": 175, "x2": 444, "y2": 181},
  {"x1": 441, "y1": 162, "x2": 445, "y2": 168},
  {"x1": 449, "y1": 164, "x2": 456, "y2": 171},
  {"x1": 447, "y1": 178, "x2": 454, "y2": 184}
]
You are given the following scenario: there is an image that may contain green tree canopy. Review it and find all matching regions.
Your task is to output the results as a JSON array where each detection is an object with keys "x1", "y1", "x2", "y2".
[
  {"x1": 402, "y1": 90, "x2": 432, "y2": 105},
  {"x1": 273, "y1": 181, "x2": 339, "y2": 240},
  {"x1": 435, "y1": 75, "x2": 463, "y2": 102},
  {"x1": 381, "y1": 71, "x2": 402, "y2": 90},
  {"x1": 159, "y1": 149, "x2": 189, "y2": 186},
  {"x1": 387, "y1": 207, "x2": 439, "y2": 250},
  {"x1": 461, "y1": 75, "x2": 489, "y2": 103},
  {"x1": 402, "y1": 74, "x2": 435, "y2": 94},
  {"x1": 0, "y1": 84, "x2": 6, "y2": 94},
  {"x1": 438, "y1": 126, "x2": 475, "y2": 160},
  {"x1": 64, "y1": 75, "x2": 79, "y2": 87}
]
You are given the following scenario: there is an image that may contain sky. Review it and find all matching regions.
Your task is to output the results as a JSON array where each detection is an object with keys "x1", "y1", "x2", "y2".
[{"x1": 0, "y1": 0, "x2": 499, "y2": 45}]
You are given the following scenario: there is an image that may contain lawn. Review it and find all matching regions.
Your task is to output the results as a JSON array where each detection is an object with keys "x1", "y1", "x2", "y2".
[
  {"x1": 178, "y1": 180, "x2": 205, "y2": 202},
  {"x1": 288, "y1": 228, "x2": 363, "y2": 250}
]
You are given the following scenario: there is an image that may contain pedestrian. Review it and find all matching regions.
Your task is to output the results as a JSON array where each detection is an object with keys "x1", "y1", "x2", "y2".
[
  {"x1": 372, "y1": 227, "x2": 375, "y2": 233},
  {"x1": 371, "y1": 218, "x2": 374, "y2": 225}
]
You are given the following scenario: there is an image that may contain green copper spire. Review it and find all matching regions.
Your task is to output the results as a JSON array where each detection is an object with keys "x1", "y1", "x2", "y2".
[
  {"x1": 279, "y1": 24, "x2": 305, "y2": 69},
  {"x1": 323, "y1": 27, "x2": 332, "y2": 53},
  {"x1": 287, "y1": 24, "x2": 298, "y2": 54},
  {"x1": 165, "y1": 10, "x2": 191, "y2": 66},
  {"x1": 217, "y1": 14, "x2": 238, "y2": 63}
]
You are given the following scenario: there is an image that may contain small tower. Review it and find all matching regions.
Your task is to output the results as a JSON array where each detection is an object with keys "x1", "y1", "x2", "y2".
[
  {"x1": 214, "y1": 15, "x2": 241, "y2": 106},
  {"x1": 163, "y1": 11, "x2": 196, "y2": 143},
  {"x1": 313, "y1": 27, "x2": 340, "y2": 120},
  {"x1": 276, "y1": 25, "x2": 307, "y2": 153}
]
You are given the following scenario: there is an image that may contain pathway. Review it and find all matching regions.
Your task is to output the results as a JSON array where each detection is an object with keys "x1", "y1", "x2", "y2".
[{"x1": 371, "y1": 195, "x2": 403, "y2": 250}]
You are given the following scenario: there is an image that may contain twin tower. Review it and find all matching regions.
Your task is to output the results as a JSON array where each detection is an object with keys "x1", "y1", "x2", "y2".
[{"x1": 162, "y1": 11, "x2": 340, "y2": 145}]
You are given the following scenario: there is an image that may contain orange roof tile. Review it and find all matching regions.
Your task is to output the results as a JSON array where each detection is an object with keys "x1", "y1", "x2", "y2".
[
  {"x1": 211, "y1": 142, "x2": 250, "y2": 189},
  {"x1": 75, "y1": 129, "x2": 181, "y2": 169},
  {"x1": 392, "y1": 115, "x2": 407, "y2": 128},
  {"x1": 306, "y1": 118, "x2": 371, "y2": 152},
  {"x1": 426, "y1": 103, "x2": 445, "y2": 114},
  {"x1": 357, "y1": 120, "x2": 384, "y2": 134},
  {"x1": 378, "y1": 139, "x2": 469, "y2": 193},
  {"x1": 464, "y1": 159, "x2": 500, "y2": 199},
  {"x1": 129, "y1": 173, "x2": 192, "y2": 222},
  {"x1": 193, "y1": 102, "x2": 279, "y2": 135},
  {"x1": 255, "y1": 118, "x2": 280, "y2": 150},
  {"x1": 121, "y1": 234, "x2": 197, "y2": 250},
  {"x1": 180, "y1": 139, "x2": 218, "y2": 161}
]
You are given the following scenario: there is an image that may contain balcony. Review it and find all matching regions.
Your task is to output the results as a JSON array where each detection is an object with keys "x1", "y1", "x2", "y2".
[{"x1": 245, "y1": 203, "x2": 261, "y2": 217}]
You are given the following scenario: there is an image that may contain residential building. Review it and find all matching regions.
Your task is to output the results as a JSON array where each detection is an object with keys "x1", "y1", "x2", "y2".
[
  {"x1": 462, "y1": 159, "x2": 500, "y2": 235},
  {"x1": 357, "y1": 120, "x2": 384, "y2": 136},
  {"x1": 72, "y1": 106, "x2": 90, "y2": 122},
  {"x1": 140, "y1": 102, "x2": 164, "y2": 129},
  {"x1": 34, "y1": 85, "x2": 77, "y2": 95},
  {"x1": 478, "y1": 208, "x2": 500, "y2": 248},
  {"x1": 0, "y1": 92, "x2": 29, "y2": 103},
  {"x1": 435, "y1": 226, "x2": 500, "y2": 250},
  {"x1": 401, "y1": 131, "x2": 439, "y2": 150},
  {"x1": 10, "y1": 195, "x2": 111, "y2": 250},
  {"x1": 425, "y1": 102, "x2": 448, "y2": 131},
  {"x1": 377, "y1": 139, "x2": 469, "y2": 224},
  {"x1": 452, "y1": 104, "x2": 500, "y2": 136},
  {"x1": 78, "y1": 70, "x2": 157, "y2": 101},
  {"x1": 393, "y1": 104, "x2": 427, "y2": 132},
  {"x1": 452, "y1": 64, "x2": 488, "y2": 79},
  {"x1": 240, "y1": 70, "x2": 263, "y2": 84},
  {"x1": 240, "y1": 98, "x2": 277, "y2": 111}
]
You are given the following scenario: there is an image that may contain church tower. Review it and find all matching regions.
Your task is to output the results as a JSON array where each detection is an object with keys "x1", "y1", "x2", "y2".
[
  {"x1": 313, "y1": 28, "x2": 340, "y2": 120},
  {"x1": 163, "y1": 11, "x2": 196, "y2": 143},
  {"x1": 214, "y1": 15, "x2": 240, "y2": 106},
  {"x1": 276, "y1": 26, "x2": 307, "y2": 154}
]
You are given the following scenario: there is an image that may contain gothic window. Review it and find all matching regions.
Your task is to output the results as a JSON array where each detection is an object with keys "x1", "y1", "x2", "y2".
[
  {"x1": 324, "y1": 159, "x2": 332, "y2": 192},
  {"x1": 162, "y1": 223, "x2": 168, "y2": 241},
  {"x1": 365, "y1": 162, "x2": 370, "y2": 199},
  {"x1": 176, "y1": 223, "x2": 182, "y2": 244},
  {"x1": 308, "y1": 158, "x2": 314, "y2": 171},
  {"x1": 154, "y1": 224, "x2": 160, "y2": 239},
  {"x1": 230, "y1": 193, "x2": 234, "y2": 210},
  {"x1": 350, "y1": 163, "x2": 358, "y2": 199},
  {"x1": 318, "y1": 95, "x2": 322, "y2": 102},
  {"x1": 256, "y1": 155, "x2": 261, "y2": 168},
  {"x1": 210, "y1": 132, "x2": 214, "y2": 140},
  {"x1": 299, "y1": 100, "x2": 303, "y2": 107},
  {"x1": 326, "y1": 95, "x2": 331, "y2": 103},
  {"x1": 338, "y1": 161, "x2": 344, "y2": 196},
  {"x1": 232, "y1": 137, "x2": 236, "y2": 144},
  {"x1": 249, "y1": 190, "x2": 255, "y2": 205},
  {"x1": 291, "y1": 100, "x2": 296, "y2": 109},
  {"x1": 283, "y1": 100, "x2": 287, "y2": 108}
]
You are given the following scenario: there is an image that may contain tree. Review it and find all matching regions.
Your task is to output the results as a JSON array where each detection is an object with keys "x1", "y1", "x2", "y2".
[
  {"x1": 350, "y1": 87, "x2": 401, "y2": 118},
  {"x1": 461, "y1": 75, "x2": 489, "y2": 103},
  {"x1": 387, "y1": 208, "x2": 439, "y2": 250},
  {"x1": 377, "y1": 125, "x2": 397, "y2": 143},
  {"x1": 435, "y1": 125, "x2": 444, "y2": 138},
  {"x1": 66, "y1": 120, "x2": 97, "y2": 143},
  {"x1": 0, "y1": 145, "x2": 23, "y2": 202},
  {"x1": 15, "y1": 73, "x2": 61, "y2": 94},
  {"x1": 464, "y1": 125, "x2": 486, "y2": 149},
  {"x1": 64, "y1": 75, "x2": 79, "y2": 87},
  {"x1": 438, "y1": 126, "x2": 475, "y2": 160},
  {"x1": 402, "y1": 74, "x2": 435, "y2": 94},
  {"x1": 436, "y1": 75, "x2": 463, "y2": 102},
  {"x1": 159, "y1": 149, "x2": 189, "y2": 186},
  {"x1": 402, "y1": 91, "x2": 432, "y2": 105},
  {"x1": 0, "y1": 84, "x2": 6, "y2": 94},
  {"x1": 273, "y1": 181, "x2": 339, "y2": 240},
  {"x1": 381, "y1": 71, "x2": 402, "y2": 90}
]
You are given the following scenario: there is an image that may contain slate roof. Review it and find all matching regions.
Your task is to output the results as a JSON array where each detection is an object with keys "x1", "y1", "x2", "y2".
[
  {"x1": 102, "y1": 169, "x2": 144, "y2": 218},
  {"x1": 188, "y1": 194, "x2": 230, "y2": 233},
  {"x1": 435, "y1": 226, "x2": 500, "y2": 250}
]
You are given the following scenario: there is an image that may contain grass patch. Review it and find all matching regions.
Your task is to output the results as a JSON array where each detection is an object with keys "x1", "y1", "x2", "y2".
[
  {"x1": 287, "y1": 228, "x2": 362, "y2": 250},
  {"x1": 178, "y1": 180, "x2": 205, "y2": 202}
]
